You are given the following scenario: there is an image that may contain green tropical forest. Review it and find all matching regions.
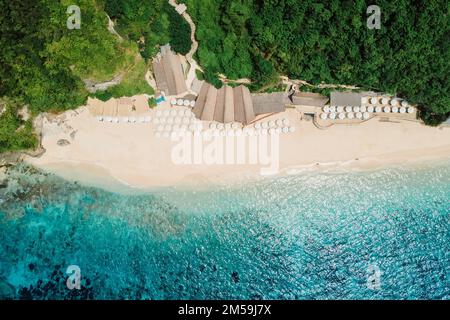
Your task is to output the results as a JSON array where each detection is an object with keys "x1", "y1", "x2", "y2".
[
  {"x1": 1, "y1": 0, "x2": 449, "y2": 153},
  {"x1": 185, "y1": 0, "x2": 449, "y2": 125}
]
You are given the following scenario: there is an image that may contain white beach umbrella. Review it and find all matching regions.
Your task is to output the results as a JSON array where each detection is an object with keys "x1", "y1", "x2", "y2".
[
  {"x1": 407, "y1": 107, "x2": 415, "y2": 114},
  {"x1": 177, "y1": 99, "x2": 184, "y2": 106},
  {"x1": 384, "y1": 106, "x2": 391, "y2": 113},
  {"x1": 345, "y1": 106, "x2": 352, "y2": 113},
  {"x1": 353, "y1": 106, "x2": 361, "y2": 113},
  {"x1": 363, "y1": 112, "x2": 370, "y2": 120},
  {"x1": 182, "y1": 117, "x2": 189, "y2": 124},
  {"x1": 399, "y1": 107, "x2": 406, "y2": 114},
  {"x1": 200, "y1": 130, "x2": 210, "y2": 138},
  {"x1": 360, "y1": 106, "x2": 367, "y2": 113},
  {"x1": 323, "y1": 106, "x2": 330, "y2": 113},
  {"x1": 174, "y1": 116, "x2": 181, "y2": 124},
  {"x1": 361, "y1": 97, "x2": 368, "y2": 104},
  {"x1": 163, "y1": 110, "x2": 170, "y2": 117},
  {"x1": 329, "y1": 106, "x2": 336, "y2": 113},
  {"x1": 282, "y1": 119, "x2": 289, "y2": 126},
  {"x1": 355, "y1": 112, "x2": 363, "y2": 119},
  {"x1": 167, "y1": 117, "x2": 174, "y2": 124},
  {"x1": 261, "y1": 128, "x2": 268, "y2": 135},
  {"x1": 96, "y1": 116, "x2": 103, "y2": 122},
  {"x1": 177, "y1": 109, "x2": 184, "y2": 117},
  {"x1": 337, "y1": 106, "x2": 345, "y2": 113},
  {"x1": 185, "y1": 109, "x2": 192, "y2": 116},
  {"x1": 248, "y1": 128, "x2": 255, "y2": 136},
  {"x1": 188, "y1": 124, "x2": 196, "y2": 131},
  {"x1": 375, "y1": 106, "x2": 382, "y2": 113},
  {"x1": 346, "y1": 112, "x2": 354, "y2": 119},
  {"x1": 183, "y1": 99, "x2": 190, "y2": 107},
  {"x1": 210, "y1": 122, "x2": 217, "y2": 130},
  {"x1": 381, "y1": 97, "x2": 389, "y2": 105},
  {"x1": 282, "y1": 127, "x2": 289, "y2": 134},
  {"x1": 196, "y1": 123, "x2": 203, "y2": 131},
  {"x1": 180, "y1": 124, "x2": 188, "y2": 132},
  {"x1": 338, "y1": 113, "x2": 346, "y2": 120},
  {"x1": 217, "y1": 123, "x2": 225, "y2": 130},
  {"x1": 268, "y1": 128, "x2": 276, "y2": 135},
  {"x1": 254, "y1": 122, "x2": 261, "y2": 129},
  {"x1": 235, "y1": 128, "x2": 243, "y2": 136},
  {"x1": 401, "y1": 100, "x2": 408, "y2": 107},
  {"x1": 329, "y1": 112, "x2": 336, "y2": 120},
  {"x1": 367, "y1": 106, "x2": 374, "y2": 113},
  {"x1": 276, "y1": 127, "x2": 282, "y2": 134},
  {"x1": 164, "y1": 124, "x2": 172, "y2": 132},
  {"x1": 289, "y1": 127, "x2": 296, "y2": 133},
  {"x1": 190, "y1": 101, "x2": 196, "y2": 108},
  {"x1": 232, "y1": 122, "x2": 240, "y2": 129},
  {"x1": 320, "y1": 113, "x2": 327, "y2": 120},
  {"x1": 392, "y1": 106, "x2": 399, "y2": 113},
  {"x1": 105, "y1": 116, "x2": 113, "y2": 122},
  {"x1": 170, "y1": 110, "x2": 177, "y2": 116},
  {"x1": 227, "y1": 129, "x2": 234, "y2": 137},
  {"x1": 225, "y1": 123, "x2": 232, "y2": 130},
  {"x1": 390, "y1": 99, "x2": 399, "y2": 107},
  {"x1": 268, "y1": 120, "x2": 276, "y2": 128},
  {"x1": 261, "y1": 122, "x2": 269, "y2": 129},
  {"x1": 212, "y1": 129, "x2": 220, "y2": 137},
  {"x1": 370, "y1": 97, "x2": 378, "y2": 105},
  {"x1": 276, "y1": 119, "x2": 283, "y2": 126},
  {"x1": 157, "y1": 124, "x2": 164, "y2": 132}
]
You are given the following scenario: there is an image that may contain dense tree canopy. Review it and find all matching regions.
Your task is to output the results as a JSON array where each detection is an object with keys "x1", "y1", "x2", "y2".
[
  {"x1": 105, "y1": 0, "x2": 192, "y2": 58},
  {"x1": 185, "y1": 0, "x2": 449, "y2": 124}
]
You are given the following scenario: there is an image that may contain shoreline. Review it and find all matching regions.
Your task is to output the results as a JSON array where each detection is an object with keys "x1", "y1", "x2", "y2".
[{"x1": 26, "y1": 152, "x2": 450, "y2": 194}]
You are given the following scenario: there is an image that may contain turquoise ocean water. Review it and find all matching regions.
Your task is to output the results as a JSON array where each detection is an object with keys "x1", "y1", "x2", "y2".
[{"x1": 0, "y1": 162, "x2": 448, "y2": 299}]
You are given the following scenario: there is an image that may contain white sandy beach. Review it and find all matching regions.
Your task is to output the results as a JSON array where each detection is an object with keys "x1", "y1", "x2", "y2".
[{"x1": 26, "y1": 96, "x2": 450, "y2": 191}]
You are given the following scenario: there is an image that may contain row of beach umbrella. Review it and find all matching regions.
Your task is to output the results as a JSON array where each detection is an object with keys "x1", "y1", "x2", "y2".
[
  {"x1": 154, "y1": 108, "x2": 196, "y2": 125},
  {"x1": 323, "y1": 104, "x2": 415, "y2": 116},
  {"x1": 362, "y1": 96, "x2": 411, "y2": 108},
  {"x1": 96, "y1": 115, "x2": 151, "y2": 123},
  {"x1": 320, "y1": 112, "x2": 370, "y2": 121},
  {"x1": 155, "y1": 126, "x2": 296, "y2": 139},
  {"x1": 254, "y1": 118, "x2": 290, "y2": 129},
  {"x1": 170, "y1": 98, "x2": 196, "y2": 108}
]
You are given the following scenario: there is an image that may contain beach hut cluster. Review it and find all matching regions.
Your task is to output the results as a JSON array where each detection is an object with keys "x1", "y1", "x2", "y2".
[{"x1": 361, "y1": 96, "x2": 415, "y2": 114}]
